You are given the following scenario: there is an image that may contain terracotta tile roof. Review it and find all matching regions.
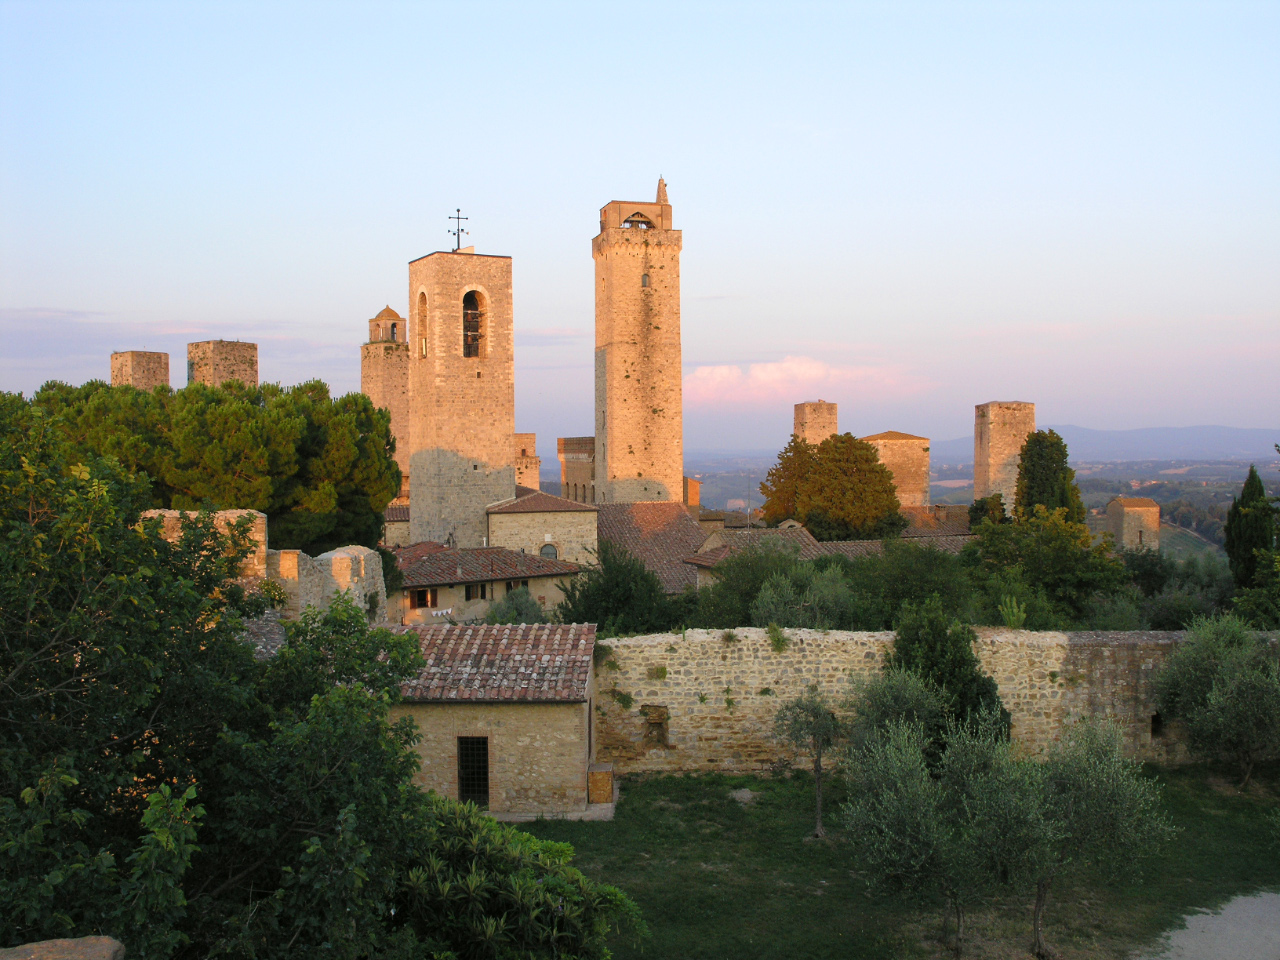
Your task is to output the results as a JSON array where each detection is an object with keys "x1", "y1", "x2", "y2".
[
  {"x1": 862, "y1": 431, "x2": 928, "y2": 442},
  {"x1": 488, "y1": 488, "x2": 597, "y2": 514},
  {"x1": 375, "y1": 305, "x2": 402, "y2": 320},
  {"x1": 597, "y1": 501, "x2": 706, "y2": 593},
  {"x1": 385, "y1": 503, "x2": 410, "y2": 522},
  {"x1": 1112, "y1": 497, "x2": 1160, "y2": 509},
  {"x1": 818, "y1": 535, "x2": 975, "y2": 559},
  {"x1": 393, "y1": 542, "x2": 579, "y2": 588},
  {"x1": 394, "y1": 623, "x2": 596, "y2": 702}
]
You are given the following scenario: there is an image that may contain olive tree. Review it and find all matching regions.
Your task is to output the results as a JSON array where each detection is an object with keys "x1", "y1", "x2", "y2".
[{"x1": 773, "y1": 687, "x2": 844, "y2": 837}]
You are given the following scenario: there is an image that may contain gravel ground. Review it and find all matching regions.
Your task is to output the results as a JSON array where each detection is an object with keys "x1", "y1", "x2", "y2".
[{"x1": 1135, "y1": 892, "x2": 1280, "y2": 960}]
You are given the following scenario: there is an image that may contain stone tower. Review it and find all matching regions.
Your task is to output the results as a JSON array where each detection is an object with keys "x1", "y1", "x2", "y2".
[
  {"x1": 593, "y1": 178, "x2": 683, "y2": 503},
  {"x1": 111, "y1": 351, "x2": 169, "y2": 391},
  {"x1": 794, "y1": 401, "x2": 838, "y2": 444},
  {"x1": 863, "y1": 431, "x2": 930, "y2": 507},
  {"x1": 406, "y1": 250, "x2": 515, "y2": 547},
  {"x1": 361, "y1": 306, "x2": 411, "y2": 487},
  {"x1": 974, "y1": 401, "x2": 1035, "y2": 513},
  {"x1": 188, "y1": 340, "x2": 258, "y2": 387}
]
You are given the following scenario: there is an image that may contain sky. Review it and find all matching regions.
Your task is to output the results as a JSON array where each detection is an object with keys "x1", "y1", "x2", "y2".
[{"x1": 2, "y1": 2, "x2": 1277, "y2": 462}]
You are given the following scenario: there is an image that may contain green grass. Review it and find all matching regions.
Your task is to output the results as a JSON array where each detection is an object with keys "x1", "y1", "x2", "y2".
[
  {"x1": 1158, "y1": 523, "x2": 1225, "y2": 561},
  {"x1": 525, "y1": 765, "x2": 1280, "y2": 959}
]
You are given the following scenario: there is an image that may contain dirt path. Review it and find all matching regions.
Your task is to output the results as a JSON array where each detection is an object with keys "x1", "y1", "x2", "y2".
[{"x1": 1134, "y1": 892, "x2": 1280, "y2": 960}]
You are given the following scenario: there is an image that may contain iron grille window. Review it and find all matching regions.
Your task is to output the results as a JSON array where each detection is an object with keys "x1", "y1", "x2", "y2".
[{"x1": 457, "y1": 736, "x2": 489, "y2": 807}]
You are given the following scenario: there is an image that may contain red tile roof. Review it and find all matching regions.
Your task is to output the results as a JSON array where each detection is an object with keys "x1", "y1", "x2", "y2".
[
  {"x1": 1111, "y1": 497, "x2": 1160, "y2": 509},
  {"x1": 394, "y1": 623, "x2": 596, "y2": 703},
  {"x1": 597, "y1": 501, "x2": 706, "y2": 593},
  {"x1": 488, "y1": 488, "x2": 597, "y2": 514},
  {"x1": 393, "y1": 542, "x2": 579, "y2": 588},
  {"x1": 818, "y1": 535, "x2": 975, "y2": 559},
  {"x1": 900, "y1": 506, "x2": 972, "y2": 538},
  {"x1": 385, "y1": 503, "x2": 410, "y2": 522},
  {"x1": 862, "y1": 431, "x2": 928, "y2": 442}
]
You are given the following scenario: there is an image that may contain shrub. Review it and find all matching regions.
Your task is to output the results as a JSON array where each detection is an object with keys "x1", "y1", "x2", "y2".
[
  {"x1": 556, "y1": 539, "x2": 675, "y2": 636},
  {"x1": 846, "y1": 667, "x2": 947, "y2": 754},
  {"x1": 774, "y1": 688, "x2": 844, "y2": 837},
  {"x1": 486, "y1": 586, "x2": 546, "y2": 624}
]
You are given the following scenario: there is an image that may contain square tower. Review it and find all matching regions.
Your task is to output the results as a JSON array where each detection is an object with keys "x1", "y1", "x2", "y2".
[
  {"x1": 188, "y1": 340, "x2": 258, "y2": 387},
  {"x1": 361, "y1": 306, "x2": 411, "y2": 487},
  {"x1": 407, "y1": 250, "x2": 515, "y2": 547},
  {"x1": 110, "y1": 351, "x2": 169, "y2": 391},
  {"x1": 863, "y1": 431, "x2": 930, "y2": 507},
  {"x1": 593, "y1": 179, "x2": 683, "y2": 503},
  {"x1": 558, "y1": 436, "x2": 596, "y2": 503},
  {"x1": 794, "y1": 401, "x2": 838, "y2": 444},
  {"x1": 514, "y1": 433, "x2": 541, "y2": 489},
  {"x1": 973, "y1": 401, "x2": 1035, "y2": 513}
]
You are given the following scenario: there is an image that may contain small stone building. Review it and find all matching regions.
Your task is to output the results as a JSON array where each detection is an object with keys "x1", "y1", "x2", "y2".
[
  {"x1": 487, "y1": 485, "x2": 598, "y2": 565},
  {"x1": 110, "y1": 350, "x2": 169, "y2": 390},
  {"x1": 389, "y1": 623, "x2": 601, "y2": 816},
  {"x1": 1108, "y1": 497, "x2": 1161, "y2": 550},
  {"x1": 393, "y1": 541, "x2": 581, "y2": 623}
]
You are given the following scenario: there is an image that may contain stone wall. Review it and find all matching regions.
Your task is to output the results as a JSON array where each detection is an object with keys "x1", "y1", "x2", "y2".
[
  {"x1": 110, "y1": 350, "x2": 169, "y2": 390},
  {"x1": 141, "y1": 508, "x2": 268, "y2": 578},
  {"x1": 267, "y1": 545, "x2": 387, "y2": 621},
  {"x1": 973, "y1": 401, "x2": 1035, "y2": 512},
  {"x1": 865, "y1": 432, "x2": 930, "y2": 507},
  {"x1": 794, "y1": 401, "x2": 838, "y2": 444},
  {"x1": 593, "y1": 627, "x2": 1186, "y2": 775},
  {"x1": 187, "y1": 340, "x2": 258, "y2": 387},
  {"x1": 390, "y1": 696, "x2": 594, "y2": 814},
  {"x1": 487, "y1": 509, "x2": 598, "y2": 565},
  {"x1": 361, "y1": 340, "x2": 411, "y2": 480}
]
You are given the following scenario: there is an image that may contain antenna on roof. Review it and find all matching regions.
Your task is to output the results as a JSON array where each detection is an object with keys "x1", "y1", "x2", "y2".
[{"x1": 448, "y1": 208, "x2": 469, "y2": 251}]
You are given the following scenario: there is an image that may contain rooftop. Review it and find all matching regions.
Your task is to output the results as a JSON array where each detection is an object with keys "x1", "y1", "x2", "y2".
[
  {"x1": 862, "y1": 430, "x2": 928, "y2": 442},
  {"x1": 394, "y1": 623, "x2": 596, "y2": 703},
  {"x1": 1111, "y1": 497, "x2": 1161, "y2": 509},
  {"x1": 374, "y1": 305, "x2": 402, "y2": 320},
  {"x1": 394, "y1": 542, "x2": 579, "y2": 588},
  {"x1": 488, "y1": 487, "x2": 597, "y2": 515},
  {"x1": 597, "y1": 501, "x2": 706, "y2": 593}
]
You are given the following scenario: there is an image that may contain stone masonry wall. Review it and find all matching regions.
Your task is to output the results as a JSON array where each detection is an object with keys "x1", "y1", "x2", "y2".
[
  {"x1": 558, "y1": 436, "x2": 596, "y2": 502},
  {"x1": 110, "y1": 351, "x2": 169, "y2": 390},
  {"x1": 973, "y1": 401, "x2": 1035, "y2": 512},
  {"x1": 866, "y1": 434, "x2": 930, "y2": 507},
  {"x1": 187, "y1": 340, "x2": 259, "y2": 388},
  {"x1": 361, "y1": 340, "x2": 411, "y2": 480},
  {"x1": 594, "y1": 628, "x2": 1185, "y2": 775},
  {"x1": 514, "y1": 433, "x2": 541, "y2": 489},
  {"x1": 1108, "y1": 501, "x2": 1161, "y2": 551},
  {"x1": 389, "y1": 698, "x2": 592, "y2": 814},
  {"x1": 487, "y1": 509, "x2": 598, "y2": 565},
  {"x1": 141, "y1": 508, "x2": 268, "y2": 578},
  {"x1": 794, "y1": 401, "x2": 838, "y2": 444},
  {"x1": 267, "y1": 545, "x2": 387, "y2": 622}
]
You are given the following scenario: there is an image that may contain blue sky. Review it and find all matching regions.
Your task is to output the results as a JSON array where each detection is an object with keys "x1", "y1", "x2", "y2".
[{"x1": 2, "y1": 2, "x2": 1277, "y2": 459}]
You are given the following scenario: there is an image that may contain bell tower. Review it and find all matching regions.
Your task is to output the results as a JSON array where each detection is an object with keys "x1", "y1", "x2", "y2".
[
  {"x1": 406, "y1": 249, "x2": 516, "y2": 547},
  {"x1": 593, "y1": 178, "x2": 683, "y2": 503}
]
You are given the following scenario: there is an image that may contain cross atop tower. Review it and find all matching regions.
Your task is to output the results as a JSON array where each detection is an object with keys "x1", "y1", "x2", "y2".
[{"x1": 448, "y1": 208, "x2": 469, "y2": 251}]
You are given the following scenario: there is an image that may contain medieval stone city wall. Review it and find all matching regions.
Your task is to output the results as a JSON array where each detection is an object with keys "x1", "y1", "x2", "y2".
[
  {"x1": 593, "y1": 627, "x2": 1186, "y2": 775},
  {"x1": 110, "y1": 350, "x2": 169, "y2": 390},
  {"x1": 187, "y1": 340, "x2": 259, "y2": 388},
  {"x1": 973, "y1": 401, "x2": 1035, "y2": 511}
]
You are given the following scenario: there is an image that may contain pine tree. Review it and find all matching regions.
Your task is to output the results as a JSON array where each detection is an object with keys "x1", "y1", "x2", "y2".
[
  {"x1": 1225, "y1": 465, "x2": 1275, "y2": 588},
  {"x1": 1015, "y1": 429, "x2": 1084, "y2": 522},
  {"x1": 759, "y1": 433, "x2": 816, "y2": 525}
]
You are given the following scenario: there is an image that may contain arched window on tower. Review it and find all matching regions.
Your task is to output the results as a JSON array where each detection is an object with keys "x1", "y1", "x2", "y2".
[
  {"x1": 391, "y1": 322, "x2": 398, "y2": 342},
  {"x1": 463, "y1": 291, "x2": 485, "y2": 358},
  {"x1": 641, "y1": 273, "x2": 650, "y2": 288}
]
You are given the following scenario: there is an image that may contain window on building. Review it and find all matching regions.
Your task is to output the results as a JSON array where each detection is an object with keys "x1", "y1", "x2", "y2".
[
  {"x1": 465, "y1": 583, "x2": 488, "y2": 601},
  {"x1": 641, "y1": 273, "x2": 650, "y2": 288},
  {"x1": 540, "y1": 544, "x2": 558, "y2": 560},
  {"x1": 408, "y1": 587, "x2": 438, "y2": 609},
  {"x1": 504, "y1": 579, "x2": 530, "y2": 594},
  {"x1": 390, "y1": 322, "x2": 397, "y2": 341},
  {"x1": 457, "y1": 736, "x2": 489, "y2": 807},
  {"x1": 463, "y1": 290, "x2": 485, "y2": 358}
]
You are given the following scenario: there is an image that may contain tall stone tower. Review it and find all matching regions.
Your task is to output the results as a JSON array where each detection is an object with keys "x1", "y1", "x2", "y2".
[
  {"x1": 863, "y1": 431, "x2": 930, "y2": 507},
  {"x1": 188, "y1": 340, "x2": 258, "y2": 387},
  {"x1": 973, "y1": 401, "x2": 1035, "y2": 513},
  {"x1": 406, "y1": 250, "x2": 515, "y2": 547},
  {"x1": 794, "y1": 401, "x2": 838, "y2": 444},
  {"x1": 593, "y1": 179, "x2": 683, "y2": 503},
  {"x1": 111, "y1": 351, "x2": 169, "y2": 391},
  {"x1": 361, "y1": 307, "x2": 411, "y2": 489}
]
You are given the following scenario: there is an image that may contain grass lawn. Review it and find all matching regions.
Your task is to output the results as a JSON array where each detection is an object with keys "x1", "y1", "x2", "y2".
[{"x1": 525, "y1": 764, "x2": 1280, "y2": 959}]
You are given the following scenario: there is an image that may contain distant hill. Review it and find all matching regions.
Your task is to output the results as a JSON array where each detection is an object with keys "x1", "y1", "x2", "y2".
[{"x1": 930, "y1": 425, "x2": 1279, "y2": 465}]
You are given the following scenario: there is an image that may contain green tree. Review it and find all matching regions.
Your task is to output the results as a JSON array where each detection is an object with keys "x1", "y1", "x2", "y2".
[
  {"x1": 556, "y1": 539, "x2": 674, "y2": 636},
  {"x1": 694, "y1": 540, "x2": 803, "y2": 628},
  {"x1": 759, "y1": 432, "x2": 905, "y2": 540},
  {"x1": 759, "y1": 434, "x2": 816, "y2": 526},
  {"x1": 1153, "y1": 613, "x2": 1280, "y2": 784},
  {"x1": 1014, "y1": 430, "x2": 1084, "y2": 522},
  {"x1": 772, "y1": 687, "x2": 844, "y2": 837},
  {"x1": 846, "y1": 667, "x2": 948, "y2": 756},
  {"x1": 890, "y1": 597, "x2": 1008, "y2": 730},
  {"x1": 1224, "y1": 465, "x2": 1276, "y2": 588},
  {"x1": 968, "y1": 492, "x2": 1009, "y2": 530},
  {"x1": 486, "y1": 586, "x2": 547, "y2": 624}
]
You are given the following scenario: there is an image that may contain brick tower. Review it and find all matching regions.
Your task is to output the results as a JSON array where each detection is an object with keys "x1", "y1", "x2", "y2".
[
  {"x1": 794, "y1": 401, "x2": 838, "y2": 444},
  {"x1": 406, "y1": 250, "x2": 515, "y2": 547},
  {"x1": 973, "y1": 401, "x2": 1036, "y2": 514},
  {"x1": 593, "y1": 178, "x2": 683, "y2": 503},
  {"x1": 361, "y1": 306, "x2": 410, "y2": 486}
]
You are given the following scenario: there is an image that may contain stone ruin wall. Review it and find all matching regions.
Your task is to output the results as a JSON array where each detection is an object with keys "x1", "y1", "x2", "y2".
[
  {"x1": 110, "y1": 350, "x2": 170, "y2": 391},
  {"x1": 141, "y1": 508, "x2": 268, "y2": 578},
  {"x1": 593, "y1": 628, "x2": 1186, "y2": 775},
  {"x1": 187, "y1": 340, "x2": 259, "y2": 388}
]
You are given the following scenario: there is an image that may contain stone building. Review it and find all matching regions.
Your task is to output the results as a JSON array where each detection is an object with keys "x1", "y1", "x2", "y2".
[
  {"x1": 187, "y1": 340, "x2": 258, "y2": 387},
  {"x1": 863, "y1": 430, "x2": 930, "y2": 507},
  {"x1": 361, "y1": 306, "x2": 411, "y2": 487},
  {"x1": 973, "y1": 401, "x2": 1035, "y2": 514},
  {"x1": 1108, "y1": 497, "x2": 1161, "y2": 550},
  {"x1": 593, "y1": 179, "x2": 683, "y2": 503},
  {"x1": 389, "y1": 623, "x2": 606, "y2": 817},
  {"x1": 794, "y1": 400, "x2": 837, "y2": 444},
  {"x1": 514, "y1": 433, "x2": 541, "y2": 489},
  {"x1": 383, "y1": 501, "x2": 410, "y2": 547},
  {"x1": 558, "y1": 436, "x2": 596, "y2": 503},
  {"x1": 392, "y1": 540, "x2": 581, "y2": 624},
  {"x1": 487, "y1": 487, "x2": 598, "y2": 565},
  {"x1": 110, "y1": 351, "x2": 169, "y2": 390},
  {"x1": 407, "y1": 249, "x2": 516, "y2": 547}
]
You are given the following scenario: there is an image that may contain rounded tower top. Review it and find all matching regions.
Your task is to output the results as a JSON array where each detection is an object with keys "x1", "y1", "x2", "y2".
[{"x1": 368, "y1": 306, "x2": 404, "y2": 343}]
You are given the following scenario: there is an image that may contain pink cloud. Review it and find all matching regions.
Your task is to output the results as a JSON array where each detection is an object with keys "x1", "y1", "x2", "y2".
[{"x1": 683, "y1": 355, "x2": 928, "y2": 408}]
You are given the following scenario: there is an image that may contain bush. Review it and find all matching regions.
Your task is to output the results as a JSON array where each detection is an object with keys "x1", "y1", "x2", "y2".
[
  {"x1": 556, "y1": 539, "x2": 677, "y2": 636},
  {"x1": 846, "y1": 667, "x2": 947, "y2": 753},
  {"x1": 1153, "y1": 613, "x2": 1280, "y2": 784},
  {"x1": 486, "y1": 586, "x2": 547, "y2": 624}
]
